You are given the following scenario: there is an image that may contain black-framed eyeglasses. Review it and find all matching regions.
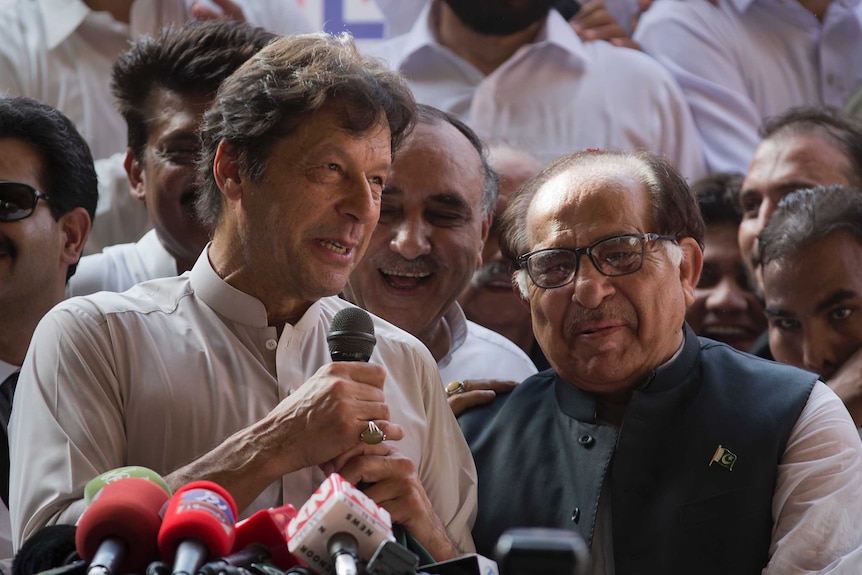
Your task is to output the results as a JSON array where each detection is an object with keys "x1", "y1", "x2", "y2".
[
  {"x1": 0, "y1": 181, "x2": 51, "y2": 222},
  {"x1": 516, "y1": 233, "x2": 679, "y2": 289}
]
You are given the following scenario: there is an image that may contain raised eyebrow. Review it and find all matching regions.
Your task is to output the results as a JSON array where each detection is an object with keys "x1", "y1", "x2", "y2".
[{"x1": 815, "y1": 289, "x2": 858, "y2": 315}]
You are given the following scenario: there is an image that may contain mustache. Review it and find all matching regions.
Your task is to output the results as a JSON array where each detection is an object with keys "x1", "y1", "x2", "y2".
[
  {"x1": 470, "y1": 260, "x2": 512, "y2": 289},
  {"x1": 373, "y1": 254, "x2": 437, "y2": 275},
  {"x1": 565, "y1": 306, "x2": 635, "y2": 335}
]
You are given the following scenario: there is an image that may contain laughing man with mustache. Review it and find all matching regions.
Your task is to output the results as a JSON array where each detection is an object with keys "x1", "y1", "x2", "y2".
[{"x1": 343, "y1": 104, "x2": 537, "y2": 407}]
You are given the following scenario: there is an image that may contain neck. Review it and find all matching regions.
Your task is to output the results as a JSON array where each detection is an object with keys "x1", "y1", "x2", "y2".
[
  {"x1": 797, "y1": 0, "x2": 831, "y2": 21},
  {"x1": 435, "y1": 1, "x2": 546, "y2": 76},
  {"x1": 0, "y1": 302, "x2": 57, "y2": 366},
  {"x1": 207, "y1": 236, "x2": 311, "y2": 330},
  {"x1": 421, "y1": 314, "x2": 452, "y2": 363},
  {"x1": 84, "y1": 0, "x2": 135, "y2": 23}
]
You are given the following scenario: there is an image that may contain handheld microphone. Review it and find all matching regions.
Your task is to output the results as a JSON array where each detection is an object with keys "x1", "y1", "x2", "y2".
[
  {"x1": 327, "y1": 307, "x2": 376, "y2": 362},
  {"x1": 286, "y1": 474, "x2": 395, "y2": 575},
  {"x1": 229, "y1": 504, "x2": 302, "y2": 571},
  {"x1": 75, "y1": 477, "x2": 171, "y2": 575},
  {"x1": 157, "y1": 481, "x2": 238, "y2": 575},
  {"x1": 83, "y1": 466, "x2": 171, "y2": 503}
]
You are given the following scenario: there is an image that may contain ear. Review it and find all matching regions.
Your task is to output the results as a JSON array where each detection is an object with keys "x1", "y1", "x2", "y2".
[
  {"x1": 678, "y1": 237, "x2": 703, "y2": 308},
  {"x1": 58, "y1": 207, "x2": 92, "y2": 266},
  {"x1": 213, "y1": 140, "x2": 244, "y2": 202},
  {"x1": 124, "y1": 148, "x2": 146, "y2": 202}
]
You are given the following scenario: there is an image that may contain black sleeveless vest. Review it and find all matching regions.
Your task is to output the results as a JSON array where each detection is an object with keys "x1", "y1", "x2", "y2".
[{"x1": 460, "y1": 324, "x2": 816, "y2": 574}]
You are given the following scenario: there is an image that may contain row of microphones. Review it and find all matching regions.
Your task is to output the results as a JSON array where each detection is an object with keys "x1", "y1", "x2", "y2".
[{"x1": 18, "y1": 468, "x2": 587, "y2": 575}]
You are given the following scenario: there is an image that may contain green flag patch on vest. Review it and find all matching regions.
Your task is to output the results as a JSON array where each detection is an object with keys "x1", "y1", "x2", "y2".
[{"x1": 709, "y1": 445, "x2": 737, "y2": 471}]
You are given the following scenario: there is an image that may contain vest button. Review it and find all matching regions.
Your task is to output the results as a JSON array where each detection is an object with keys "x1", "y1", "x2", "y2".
[
  {"x1": 571, "y1": 507, "x2": 580, "y2": 523},
  {"x1": 578, "y1": 434, "x2": 595, "y2": 447}
]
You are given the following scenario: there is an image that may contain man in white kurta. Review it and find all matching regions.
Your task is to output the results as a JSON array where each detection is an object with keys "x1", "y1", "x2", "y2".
[
  {"x1": 634, "y1": 0, "x2": 862, "y2": 173},
  {"x1": 0, "y1": 0, "x2": 313, "y2": 161},
  {"x1": 10, "y1": 32, "x2": 476, "y2": 562},
  {"x1": 367, "y1": 1, "x2": 706, "y2": 180},
  {"x1": 12, "y1": 255, "x2": 477, "y2": 553}
]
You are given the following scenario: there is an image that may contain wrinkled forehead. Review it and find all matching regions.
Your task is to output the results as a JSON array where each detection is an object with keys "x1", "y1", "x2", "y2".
[{"x1": 526, "y1": 163, "x2": 652, "y2": 246}]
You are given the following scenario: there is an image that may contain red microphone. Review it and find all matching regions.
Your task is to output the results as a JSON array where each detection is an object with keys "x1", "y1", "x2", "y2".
[
  {"x1": 157, "y1": 480, "x2": 238, "y2": 575},
  {"x1": 75, "y1": 477, "x2": 170, "y2": 575},
  {"x1": 232, "y1": 504, "x2": 303, "y2": 570}
]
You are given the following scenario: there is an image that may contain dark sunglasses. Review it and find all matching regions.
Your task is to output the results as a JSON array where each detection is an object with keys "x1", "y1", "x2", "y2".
[{"x1": 0, "y1": 181, "x2": 51, "y2": 222}]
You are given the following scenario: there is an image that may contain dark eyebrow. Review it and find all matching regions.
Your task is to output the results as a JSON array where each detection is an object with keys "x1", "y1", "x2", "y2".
[
  {"x1": 427, "y1": 193, "x2": 471, "y2": 212},
  {"x1": 764, "y1": 307, "x2": 794, "y2": 319},
  {"x1": 815, "y1": 289, "x2": 858, "y2": 314}
]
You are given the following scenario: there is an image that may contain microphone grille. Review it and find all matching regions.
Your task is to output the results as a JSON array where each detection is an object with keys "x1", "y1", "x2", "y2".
[{"x1": 328, "y1": 307, "x2": 376, "y2": 361}]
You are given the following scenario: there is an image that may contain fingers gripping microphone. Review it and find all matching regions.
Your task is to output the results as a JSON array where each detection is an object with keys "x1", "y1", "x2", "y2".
[
  {"x1": 157, "y1": 481, "x2": 238, "y2": 575},
  {"x1": 327, "y1": 307, "x2": 376, "y2": 362},
  {"x1": 75, "y1": 477, "x2": 171, "y2": 575}
]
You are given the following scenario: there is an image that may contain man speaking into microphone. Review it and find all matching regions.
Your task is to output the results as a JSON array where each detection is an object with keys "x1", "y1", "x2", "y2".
[{"x1": 10, "y1": 32, "x2": 477, "y2": 563}]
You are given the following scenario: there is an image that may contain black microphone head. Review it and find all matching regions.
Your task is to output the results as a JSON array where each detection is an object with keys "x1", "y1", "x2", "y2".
[
  {"x1": 13, "y1": 524, "x2": 79, "y2": 575},
  {"x1": 328, "y1": 307, "x2": 376, "y2": 362}
]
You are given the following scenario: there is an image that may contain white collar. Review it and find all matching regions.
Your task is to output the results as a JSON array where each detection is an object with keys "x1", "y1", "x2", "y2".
[{"x1": 392, "y1": 1, "x2": 588, "y2": 73}]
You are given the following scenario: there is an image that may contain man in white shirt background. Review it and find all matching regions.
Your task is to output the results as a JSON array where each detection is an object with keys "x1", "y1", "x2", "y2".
[
  {"x1": 635, "y1": 0, "x2": 862, "y2": 173},
  {"x1": 367, "y1": 0, "x2": 706, "y2": 181},
  {"x1": 343, "y1": 104, "x2": 538, "y2": 412},
  {"x1": 67, "y1": 20, "x2": 275, "y2": 296}
]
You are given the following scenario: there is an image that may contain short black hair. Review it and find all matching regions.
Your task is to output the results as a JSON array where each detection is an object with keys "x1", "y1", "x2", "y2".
[
  {"x1": 759, "y1": 185, "x2": 862, "y2": 267},
  {"x1": 692, "y1": 172, "x2": 744, "y2": 227},
  {"x1": 0, "y1": 97, "x2": 98, "y2": 280},
  {"x1": 112, "y1": 19, "x2": 277, "y2": 162}
]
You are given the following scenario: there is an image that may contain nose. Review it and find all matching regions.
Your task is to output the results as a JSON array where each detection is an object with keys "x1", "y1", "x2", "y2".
[
  {"x1": 572, "y1": 257, "x2": 615, "y2": 309},
  {"x1": 389, "y1": 217, "x2": 431, "y2": 261},
  {"x1": 801, "y1": 327, "x2": 839, "y2": 379},
  {"x1": 339, "y1": 177, "x2": 379, "y2": 225},
  {"x1": 705, "y1": 276, "x2": 748, "y2": 313}
]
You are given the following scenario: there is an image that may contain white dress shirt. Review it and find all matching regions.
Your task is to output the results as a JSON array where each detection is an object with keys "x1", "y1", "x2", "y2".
[
  {"x1": 10, "y1": 249, "x2": 478, "y2": 553},
  {"x1": 69, "y1": 229, "x2": 181, "y2": 297},
  {"x1": 367, "y1": 4, "x2": 707, "y2": 180},
  {"x1": 0, "y1": 0, "x2": 314, "y2": 161},
  {"x1": 634, "y1": 0, "x2": 862, "y2": 173},
  {"x1": 437, "y1": 304, "x2": 538, "y2": 384}
]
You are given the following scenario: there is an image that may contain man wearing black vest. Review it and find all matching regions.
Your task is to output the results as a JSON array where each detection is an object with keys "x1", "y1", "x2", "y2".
[{"x1": 459, "y1": 149, "x2": 862, "y2": 572}]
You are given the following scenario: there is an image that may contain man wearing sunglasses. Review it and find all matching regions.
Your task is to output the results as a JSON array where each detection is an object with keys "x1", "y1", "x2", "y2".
[
  {"x1": 0, "y1": 96, "x2": 97, "y2": 567},
  {"x1": 458, "y1": 150, "x2": 862, "y2": 571}
]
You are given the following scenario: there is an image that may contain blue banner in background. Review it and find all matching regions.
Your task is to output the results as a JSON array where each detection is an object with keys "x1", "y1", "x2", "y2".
[{"x1": 323, "y1": 0, "x2": 385, "y2": 39}]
